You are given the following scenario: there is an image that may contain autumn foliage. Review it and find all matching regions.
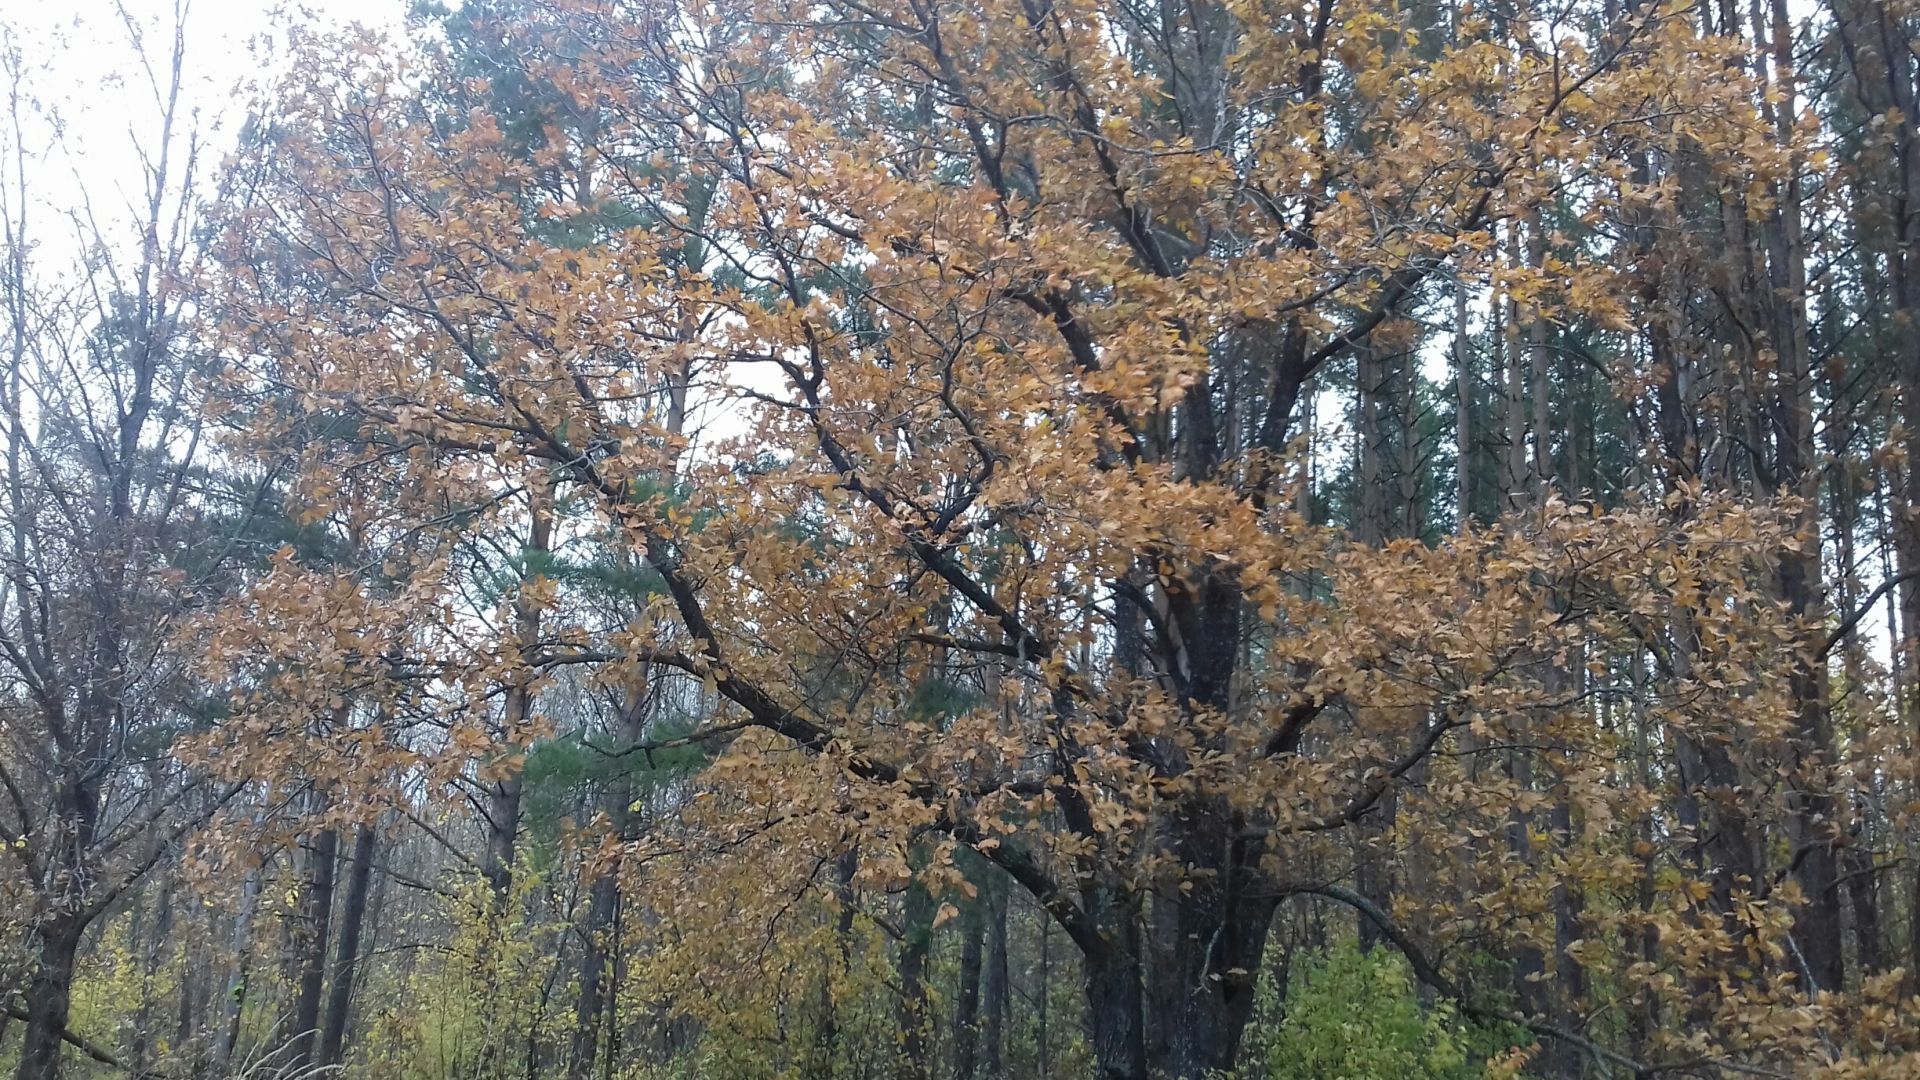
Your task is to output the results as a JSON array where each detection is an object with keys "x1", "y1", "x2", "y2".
[{"x1": 8, "y1": 0, "x2": 1920, "y2": 1076}]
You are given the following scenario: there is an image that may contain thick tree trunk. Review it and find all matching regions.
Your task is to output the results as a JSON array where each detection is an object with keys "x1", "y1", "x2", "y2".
[
  {"x1": 13, "y1": 920, "x2": 81, "y2": 1080},
  {"x1": 1083, "y1": 903, "x2": 1146, "y2": 1080},
  {"x1": 1058, "y1": 809, "x2": 1278, "y2": 1080},
  {"x1": 1119, "y1": 553, "x2": 1274, "y2": 1078},
  {"x1": 814, "y1": 847, "x2": 858, "y2": 1064},
  {"x1": 1140, "y1": 817, "x2": 1274, "y2": 1078}
]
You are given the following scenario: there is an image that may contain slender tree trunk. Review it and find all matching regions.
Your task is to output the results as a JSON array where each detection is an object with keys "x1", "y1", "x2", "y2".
[
  {"x1": 472, "y1": 485, "x2": 556, "y2": 1080},
  {"x1": 1499, "y1": 218, "x2": 1550, "y2": 1021},
  {"x1": 287, "y1": 827, "x2": 339, "y2": 1074},
  {"x1": 1036, "y1": 901, "x2": 1051, "y2": 1079},
  {"x1": 568, "y1": 867, "x2": 619, "y2": 1080},
  {"x1": 979, "y1": 873, "x2": 1008, "y2": 1077},
  {"x1": 214, "y1": 854, "x2": 266, "y2": 1075},
  {"x1": 1454, "y1": 280, "x2": 1474, "y2": 531},
  {"x1": 896, "y1": 868, "x2": 935, "y2": 1080},
  {"x1": 1502, "y1": 226, "x2": 1530, "y2": 512},
  {"x1": 177, "y1": 953, "x2": 202, "y2": 1071},
  {"x1": 571, "y1": 675, "x2": 650, "y2": 1080},
  {"x1": 485, "y1": 481, "x2": 554, "y2": 918},
  {"x1": 1351, "y1": 341, "x2": 1399, "y2": 955},
  {"x1": 1357, "y1": 342, "x2": 1386, "y2": 545},
  {"x1": 1628, "y1": 648, "x2": 1662, "y2": 1054},
  {"x1": 1845, "y1": 845, "x2": 1883, "y2": 976},
  {"x1": 603, "y1": 885, "x2": 624, "y2": 1080},
  {"x1": 1755, "y1": 0, "x2": 1843, "y2": 993},
  {"x1": 1831, "y1": 342, "x2": 1882, "y2": 980},
  {"x1": 1527, "y1": 215, "x2": 1552, "y2": 505},
  {"x1": 131, "y1": 878, "x2": 175, "y2": 1073},
  {"x1": 319, "y1": 823, "x2": 377, "y2": 1067},
  {"x1": 1848, "y1": 0, "x2": 1920, "y2": 987},
  {"x1": 952, "y1": 895, "x2": 984, "y2": 1080},
  {"x1": 815, "y1": 846, "x2": 858, "y2": 1065},
  {"x1": 1395, "y1": 345, "x2": 1421, "y2": 536}
]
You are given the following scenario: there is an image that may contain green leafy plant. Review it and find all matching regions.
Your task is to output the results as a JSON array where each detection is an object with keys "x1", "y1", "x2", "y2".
[{"x1": 1243, "y1": 942, "x2": 1535, "y2": 1080}]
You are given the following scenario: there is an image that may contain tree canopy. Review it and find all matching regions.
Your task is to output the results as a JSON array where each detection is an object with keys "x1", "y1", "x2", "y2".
[{"x1": 7, "y1": 0, "x2": 1920, "y2": 1077}]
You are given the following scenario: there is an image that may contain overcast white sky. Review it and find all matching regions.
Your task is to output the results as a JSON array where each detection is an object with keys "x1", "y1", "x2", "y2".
[{"x1": 5, "y1": 0, "x2": 408, "y2": 257}]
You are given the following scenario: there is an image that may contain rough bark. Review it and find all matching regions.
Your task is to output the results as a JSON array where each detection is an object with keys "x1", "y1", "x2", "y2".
[
  {"x1": 13, "y1": 920, "x2": 81, "y2": 1080},
  {"x1": 568, "y1": 866, "x2": 619, "y2": 1080},
  {"x1": 484, "y1": 482, "x2": 554, "y2": 918},
  {"x1": 130, "y1": 877, "x2": 174, "y2": 1073},
  {"x1": 1082, "y1": 884, "x2": 1148, "y2": 1080},
  {"x1": 571, "y1": 673, "x2": 652, "y2": 1080},
  {"x1": 1754, "y1": 0, "x2": 1843, "y2": 993},
  {"x1": 812, "y1": 847, "x2": 859, "y2": 1065},
  {"x1": 319, "y1": 823, "x2": 377, "y2": 1067},
  {"x1": 1140, "y1": 812, "x2": 1275, "y2": 1077},
  {"x1": 979, "y1": 872, "x2": 1008, "y2": 1077},
  {"x1": 895, "y1": 867, "x2": 935, "y2": 1080},
  {"x1": 482, "y1": 776, "x2": 524, "y2": 918},
  {"x1": 287, "y1": 826, "x2": 339, "y2": 1074},
  {"x1": 1454, "y1": 280, "x2": 1474, "y2": 530},
  {"x1": 952, "y1": 894, "x2": 984, "y2": 1080}
]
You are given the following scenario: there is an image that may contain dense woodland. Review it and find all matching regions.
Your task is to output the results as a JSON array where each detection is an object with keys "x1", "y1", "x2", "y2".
[{"x1": 9, "y1": 0, "x2": 1920, "y2": 1076}]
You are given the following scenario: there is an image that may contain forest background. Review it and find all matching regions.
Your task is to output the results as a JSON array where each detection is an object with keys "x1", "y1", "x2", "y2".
[{"x1": 6, "y1": 0, "x2": 1920, "y2": 1077}]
